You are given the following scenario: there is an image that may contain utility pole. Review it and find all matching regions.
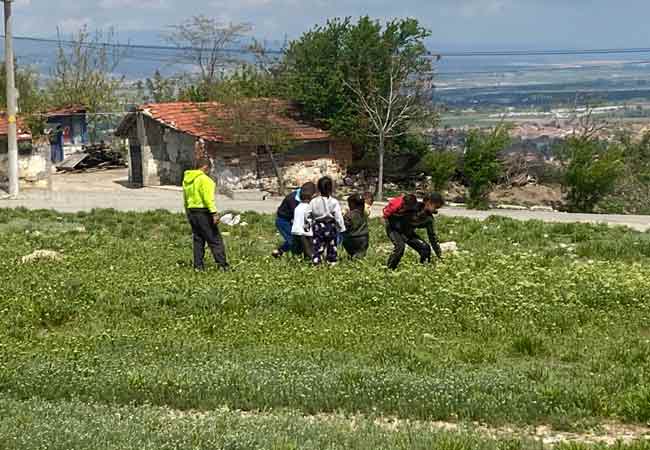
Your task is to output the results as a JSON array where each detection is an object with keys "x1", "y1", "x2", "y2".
[{"x1": 3, "y1": 0, "x2": 18, "y2": 197}]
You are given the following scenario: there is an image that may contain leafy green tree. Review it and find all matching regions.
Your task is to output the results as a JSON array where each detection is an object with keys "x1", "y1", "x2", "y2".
[
  {"x1": 342, "y1": 17, "x2": 435, "y2": 199},
  {"x1": 282, "y1": 18, "x2": 356, "y2": 136},
  {"x1": 421, "y1": 150, "x2": 458, "y2": 192},
  {"x1": 558, "y1": 134, "x2": 624, "y2": 213},
  {"x1": 282, "y1": 16, "x2": 435, "y2": 199},
  {"x1": 464, "y1": 125, "x2": 511, "y2": 209},
  {"x1": 619, "y1": 130, "x2": 650, "y2": 183},
  {"x1": 0, "y1": 63, "x2": 45, "y2": 114},
  {"x1": 0, "y1": 63, "x2": 48, "y2": 135}
]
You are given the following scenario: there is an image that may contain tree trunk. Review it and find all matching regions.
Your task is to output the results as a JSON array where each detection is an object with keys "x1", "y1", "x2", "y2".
[
  {"x1": 376, "y1": 134, "x2": 385, "y2": 201},
  {"x1": 266, "y1": 144, "x2": 285, "y2": 195}
]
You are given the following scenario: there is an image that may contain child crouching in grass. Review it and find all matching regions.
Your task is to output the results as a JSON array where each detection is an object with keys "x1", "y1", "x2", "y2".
[
  {"x1": 310, "y1": 176, "x2": 346, "y2": 265},
  {"x1": 342, "y1": 193, "x2": 369, "y2": 259},
  {"x1": 291, "y1": 184, "x2": 316, "y2": 260}
]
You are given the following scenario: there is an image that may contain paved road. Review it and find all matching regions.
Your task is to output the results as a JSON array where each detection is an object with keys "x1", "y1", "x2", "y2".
[{"x1": 2, "y1": 169, "x2": 649, "y2": 231}]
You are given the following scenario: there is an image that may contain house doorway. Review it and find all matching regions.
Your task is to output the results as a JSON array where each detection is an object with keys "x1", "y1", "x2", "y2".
[{"x1": 130, "y1": 143, "x2": 143, "y2": 185}]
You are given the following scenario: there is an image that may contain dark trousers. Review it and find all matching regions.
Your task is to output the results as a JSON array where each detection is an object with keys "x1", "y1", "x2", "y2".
[
  {"x1": 188, "y1": 209, "x2": 228, "y2": 270},
  {"x1": 292, "y1": 235, "x2": 315, "y2": 260},
  {"x1": 386, "y1": 225, "x2": 431, "y2": 270},
  {"x1": 276, "y1": 217, "x2": 293, "y2": 253},
  {"x1": 343, "y1": 235, "x2": 369, "y2": 259},
  {"x1": 312, "y1": 221, "x2": 338, "y2": 264}
]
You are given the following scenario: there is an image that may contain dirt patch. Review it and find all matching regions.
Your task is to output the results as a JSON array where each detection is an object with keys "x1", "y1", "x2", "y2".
[
  {"x1": 164, "y1": 406, "x2": 650, "y2": 446},
  {"x1": 490, "y1": 184, "x2": 564, "y2": 208}
]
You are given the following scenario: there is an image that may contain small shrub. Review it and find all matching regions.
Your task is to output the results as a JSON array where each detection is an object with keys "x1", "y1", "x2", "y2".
[
  {"x1": 421, "y1": 150, "x2": 458, "y2": 191},
  {"x1": 557, "y1": 135, "x2": 624, "y2": 213},
  {"x1": 464, "y1": 124, "x2": 511, "y2": 209}
]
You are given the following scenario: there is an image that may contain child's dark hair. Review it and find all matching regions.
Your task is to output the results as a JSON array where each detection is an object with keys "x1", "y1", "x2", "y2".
[
  {"x1": 363, "y1": 191, "x2": 374, "y2": 204},
  {"x1": 300, "y1": 182, "x2": 316, "y2": 202},
  {"x1": 317, "y1": 176, "x2": 333, "y2": 197},
  {"x1": 348, "y1": 193, "x2": 365, "y2": 211},
  {"x1": 195, "y1": 158, "x2": 212, "y2": 170},
  {"x1": 423, "y1": 192, "x2": 445, "y2": 206}
]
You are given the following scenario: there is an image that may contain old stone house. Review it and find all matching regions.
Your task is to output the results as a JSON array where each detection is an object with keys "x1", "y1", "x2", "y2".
[{"x1": 115, "y1": 101, "x2": 352, "y2": 192}]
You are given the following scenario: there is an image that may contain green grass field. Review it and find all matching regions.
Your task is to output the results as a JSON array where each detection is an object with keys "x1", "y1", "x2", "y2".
[{"x1": 2, "y1": 208, "x2": 650, "y2": 449}]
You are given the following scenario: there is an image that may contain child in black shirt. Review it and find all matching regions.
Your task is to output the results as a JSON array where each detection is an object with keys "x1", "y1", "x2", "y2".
[{"x1": 342, "y1": 194, "x2": 370, "y2": 259}]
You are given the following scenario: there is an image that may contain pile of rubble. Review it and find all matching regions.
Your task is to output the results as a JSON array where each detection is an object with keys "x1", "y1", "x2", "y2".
[{"x1": 57, "y1": 144, "x2": 126, "y2": 173}]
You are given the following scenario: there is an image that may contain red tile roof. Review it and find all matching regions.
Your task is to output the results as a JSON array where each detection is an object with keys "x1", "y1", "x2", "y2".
[
  {"x1": 137, "y1": 101, "x2": 330, "y2": 143},
  {"x1": 0, "y1": 114, "x2": 33, "y2": 141}
]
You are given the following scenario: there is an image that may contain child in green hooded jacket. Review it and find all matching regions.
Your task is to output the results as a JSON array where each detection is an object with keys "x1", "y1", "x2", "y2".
[{"x1": 183, "y1": 158, "x2": 228, "y2": 271}]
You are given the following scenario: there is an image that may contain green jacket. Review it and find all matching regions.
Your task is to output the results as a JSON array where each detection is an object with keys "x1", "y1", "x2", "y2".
[{"x1": 183, "y1": 170, "x2": 217, "y2": 214}]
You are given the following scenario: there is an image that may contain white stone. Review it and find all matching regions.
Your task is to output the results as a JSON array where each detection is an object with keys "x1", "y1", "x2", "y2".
[
  {"x1": 531, "y1": 205, "x2": 555, "y2": 212},
  {"x1": 439, "y1": 241, "x2": 459, "y2": 254},
  {"x1": 496, "y1": 204, "x2": 529, "y2": 211},
  {"x1": 21, "y1": 250, "x2": 63, "y2": 264}
]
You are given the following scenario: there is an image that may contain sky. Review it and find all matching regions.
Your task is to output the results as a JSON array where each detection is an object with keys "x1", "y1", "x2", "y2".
[{"x1": 8, "y1": 0, "x2": 650, "y2": 50}]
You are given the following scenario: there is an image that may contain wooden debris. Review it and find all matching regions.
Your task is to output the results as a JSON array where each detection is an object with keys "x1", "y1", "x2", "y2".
[{"x1": 56, "y1": 143, "x2": 126, "y2": 172}]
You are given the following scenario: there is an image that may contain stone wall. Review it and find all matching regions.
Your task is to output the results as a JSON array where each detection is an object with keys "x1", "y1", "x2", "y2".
[
  {"x1": 0, "y1": 139, "x2": 49, "y2": 183},
  {"x1": 205, "y1": 142, "x2": 259, "y2": 194},
  {"x1": 133, "y1": 115, "x2": 196, "y2": 186}
]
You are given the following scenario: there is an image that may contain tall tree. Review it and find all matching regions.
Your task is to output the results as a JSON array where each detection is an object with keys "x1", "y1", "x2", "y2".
[
  {"x1": 282, "y1": 17, "x2": 436, "y2": 198},
  {"x1": 342, "y1": 17, "x2": 436, "y2": 199},
  {"x1": 282, "y1": 18, "x2": 357, "y2": 137},
  {"x1": 48, "y1": 26, "x2": 126, "y2": 141},
  {"x1": 165, "y1": 16, "x2": 251, "y2": 85}
]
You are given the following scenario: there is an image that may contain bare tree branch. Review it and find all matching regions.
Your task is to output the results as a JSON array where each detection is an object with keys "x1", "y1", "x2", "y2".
[{"x1": 164, "y1": 16, "x2": 252, "y2": 84}]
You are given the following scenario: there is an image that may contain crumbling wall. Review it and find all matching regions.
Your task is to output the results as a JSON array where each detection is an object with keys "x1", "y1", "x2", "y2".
[
  {"x1": 0, "y1": 139, "x2": 49, "y2": 184},
  {"x1": 135, "y1": 116, "x2": 196, "y2": 186},
  {"x1": 205, "y1": 142, "x2": 259, "y2": 193}
]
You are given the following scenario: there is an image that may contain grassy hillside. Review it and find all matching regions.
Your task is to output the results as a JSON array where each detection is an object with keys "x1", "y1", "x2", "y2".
[{"x1": 2, "y1": 208, "x2": 650, "y2": 449}]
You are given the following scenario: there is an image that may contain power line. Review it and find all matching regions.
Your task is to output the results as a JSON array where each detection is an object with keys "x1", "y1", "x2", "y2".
[
  {"x1": 7, "y1": 34, "x2": 650, "y2": 58},
  {"x1": 2, "y1": 34, "x2": 283, "y2": 55}
]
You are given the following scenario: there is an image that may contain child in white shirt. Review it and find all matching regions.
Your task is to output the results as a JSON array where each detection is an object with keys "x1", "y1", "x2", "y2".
[
  {"x1": 309, "y1": 176, "x2": 346, "y2": 265},
  {"x1": 291, "y1": 186, "x2": 315, "y2": 260}
]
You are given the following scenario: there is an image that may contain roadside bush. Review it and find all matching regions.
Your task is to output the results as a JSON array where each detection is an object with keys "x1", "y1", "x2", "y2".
[
  {"x1": 421, "y1": 150, "x2": 458, "y2": 191},
  {"x1": 463, "y1": 124, "x2": 511, "y2": 209},
  {"x1": 557, "y1": 135, "x2": 624, "y2": 213},
  {"x1": 599, "y1": 131, "x2": 650, "y2": 214}
]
